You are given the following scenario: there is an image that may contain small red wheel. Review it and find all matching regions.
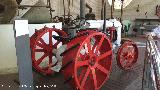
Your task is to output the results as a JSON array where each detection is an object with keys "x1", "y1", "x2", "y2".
[
  {"x1": 117, "y1": 39, "x2": 138, "y2": 70},
  {"x1": 62, "y1": 31, "x2": 112, "y2": 90},
  {"x1": 30, "y1": 27, "x2": 67, "y2": 75}
]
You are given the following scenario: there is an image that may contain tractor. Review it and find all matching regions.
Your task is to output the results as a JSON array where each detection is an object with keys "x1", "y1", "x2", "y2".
[{"x1": 30, "y1": 18, "x2": 138, "y2": 90}]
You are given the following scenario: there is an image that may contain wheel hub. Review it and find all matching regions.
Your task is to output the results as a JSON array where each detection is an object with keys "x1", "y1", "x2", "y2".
[{"x1": 89, "y1": 56, "x2": 96, "y2": 66}]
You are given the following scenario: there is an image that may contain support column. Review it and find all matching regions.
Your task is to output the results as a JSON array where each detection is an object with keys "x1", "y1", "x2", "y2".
[
  {"x1": 80, "y1": 0, "x2": 85, "y2": 20},
  {"x1": 103, "y1": 1, "x2": 106, "y2": 33},
  {"x1": 13, "y1": 20, "x2": 34, "y2": 90}
]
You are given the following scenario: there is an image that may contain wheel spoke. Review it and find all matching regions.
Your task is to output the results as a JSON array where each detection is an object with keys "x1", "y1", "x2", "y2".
[
  {"x1": 127, "y1": 59, "x2": 132, "y2": 64},
  {"x1": 39, "y1": 38, "x2": 47, "y2": 46},
  {"x1": 97, "y1": 50, "x2": 112, "y2": 62},
  {"x1": 36, "y1": 53, "x2": 48, "y2": 65},
  {"x1": 126, "y1": 60, "x2": 133, "y2": 67},
  {"x1": 120, "y1": 56, "x2": 126, "y2": 63},
  {"x1": 36, "y1": 41, "x2": 46, "y2": 49},
  {"x1": 122, "y1": 59, "x2": 129, "y2": 67},
  {"x1": 126, "y1": 47, "x2": 132, "y2": 53},
  {"x1": 92, "y1": 44, "x2": 97, "y2": 53},
  {"x1": 130, "y1": 47, "x2": 135, "y2": 54},
  {"x1": 79, "y1": 53, "x2": 85, "y2": 60},
  {"x1": 122, "y1": 61, "x2": 130, "y2": 67},
  {"x1": 91, "y1": 68, "x2": 98, "y2": 89},
  {"x1": 95, "y1": 36, "x2": 104, "y2": 53},
  {"x1": 122, "y1": 52, "x2": 127, "y2": 56},
  {"x1": 96, "y1": 64, "x2": 109, "y2": 75},
  {"x1": 48, "y1": 30, "x2": 53, "y2": 64},
  {"x1": 49, "y1": 55, "x2": 53, "y2": 64},
  {"x1": 77, "y1": 60, "x2": 89, "y2": 68},
  {"x1": 34, "y1": 49, "x2": 44, "y2": 52},
  {"x1": 86, "y1": 40, "x2": 93, "y2": 55},
  {"x1": 49, "y1": 30, "x2": 53, "y2": 47},
  {"x1": 78, "y1": 69, "x2": 87, "y2": 83},
  {"x1": 81, "y1": 68, "x2": 90, "y2": 88},
  {"x1": 42, "y1": 66, "x2": 49, "y2": 70},
  {"x1": 53, "y1": 41, "x2": 60, "y2": 48}
]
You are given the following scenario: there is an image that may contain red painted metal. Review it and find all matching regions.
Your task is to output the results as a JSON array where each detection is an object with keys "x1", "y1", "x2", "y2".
[
  {"x1": 107, "y1": 27, "x2": 116, "y2": 41},
  {"x1": 61, "y1": 30, "x2": 112, "y2": 90},
  {"x1": 30, "y1": 27, "x2": 67, "y2": 75},
  {"x1": 117, "y1": 39, "x2": 138, "y2": 70}
]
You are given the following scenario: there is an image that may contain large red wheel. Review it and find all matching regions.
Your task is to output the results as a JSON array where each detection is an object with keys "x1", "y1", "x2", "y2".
[
  {"x1": 117, "y1": 39, "x2": 138, "y2": 70},
  {"x1": 61, "y1": 30, "x2": 112, "y2": 90},
  {"x1": 30, "y1": 27, "x2": 67, "y2": 75}
]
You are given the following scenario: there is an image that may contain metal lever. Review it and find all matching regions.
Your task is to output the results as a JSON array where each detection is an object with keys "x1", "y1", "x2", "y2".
[{"x1": 52, "y1": 35, "x2": 70, "y2": 42}]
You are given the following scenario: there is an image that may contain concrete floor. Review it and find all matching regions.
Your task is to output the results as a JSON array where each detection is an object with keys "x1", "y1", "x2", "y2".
[{"x1": 0, "y1": 37, "x2": 146, "y2": 90}]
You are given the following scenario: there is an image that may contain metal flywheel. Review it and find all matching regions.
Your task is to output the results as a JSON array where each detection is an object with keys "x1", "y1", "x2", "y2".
[
  {"x1": 61, "y1": 30, "x2": 112, "y2": 90},
  {"x1": 30, "y1": 27, "x2": 67, "y2": 75},
  {"x1": 117, "y1": 39, "x2": 138, "y2": 70}
]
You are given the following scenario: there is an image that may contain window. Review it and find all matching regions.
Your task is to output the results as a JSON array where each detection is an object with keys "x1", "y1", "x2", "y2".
[{"x1": 108, "y1": 0, "x2": 133, "y2": 9}]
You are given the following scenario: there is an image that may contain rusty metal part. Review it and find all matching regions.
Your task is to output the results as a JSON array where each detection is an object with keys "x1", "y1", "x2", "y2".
[
  {"x1": 117, "y1": 39, "x2": 138, "y2": 70},
  {"x1": 30, "y1": 27, "x2": 67, "y2": 75},
  {"x1": 61, "y1": 30, "x2": 112, "y2": 90}
]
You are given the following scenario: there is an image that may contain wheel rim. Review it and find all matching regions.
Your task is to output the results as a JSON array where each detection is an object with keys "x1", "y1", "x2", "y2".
[
  {"x1": 117, "y1": 41, "x2": 138, "y2": 70},
  {"x1": 62, "y1": 31, "x2": 112, "y2": 90},
  {"x1": 30, "y1": 27, "x2": 67, "y2": 75}
]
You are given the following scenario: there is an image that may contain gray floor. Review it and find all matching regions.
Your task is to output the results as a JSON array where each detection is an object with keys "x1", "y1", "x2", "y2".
[{"x1": 0, "y1": 37, "x2": 146, "y2": 90}]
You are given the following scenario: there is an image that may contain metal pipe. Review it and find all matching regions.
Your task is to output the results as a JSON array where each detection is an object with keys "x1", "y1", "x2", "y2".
[
  {"x1": 120, "y1": 0, "x2": 124, "y2": 23},
  {"x1": 63, "y1": 0, "x2": 66, "y2": 19},
  {"x1": 111, "y1": 0, "x2": 114, "y2": 19},
  {"x1": 80, "y1": 0, "x2": 85, "y2": 20},
  {"x1": 67, "y1": 0, "x2": 71, "y2": 19},
  {"x1": 86, "y1": 3, "x2": 92, "y2": 12},
  {"x1": 18, "y1": 5, "x2": 49, "y2": 8},
  {"x1": 103, "y1": 1, "x2": 106, "y2": 33},
  {"x1": 48, "y1": 0, "x2": 53, "y2": 22},
  {"x1": 101, "y1": 0, "x2": 104, "y2": 20}
]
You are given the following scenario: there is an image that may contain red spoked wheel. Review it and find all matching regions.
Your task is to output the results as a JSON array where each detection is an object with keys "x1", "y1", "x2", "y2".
[
  {"x1": 30, "y1": 27, "x2": 67, "y2": 75},
  {"x1": 61, "y1": 31, "x2": 112, "y2": 90},
  {"x1": 117, "y1": 39, "x2": 138, "y2": 70}
]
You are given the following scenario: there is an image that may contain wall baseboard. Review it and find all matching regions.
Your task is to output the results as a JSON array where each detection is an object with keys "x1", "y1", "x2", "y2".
[{"x1": 0, "y1": 67, "x2": 18, "y2": 75}]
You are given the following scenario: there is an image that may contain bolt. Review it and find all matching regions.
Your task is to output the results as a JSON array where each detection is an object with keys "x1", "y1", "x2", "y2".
[
  {"x1": 52, "y1": 25, "x2": 55, "y2": 28},
  {"x1": 44, "y1": 25, "x2": 47, "y2": 28}
]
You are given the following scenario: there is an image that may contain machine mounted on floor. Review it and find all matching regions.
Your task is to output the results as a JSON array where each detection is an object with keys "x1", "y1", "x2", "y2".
[{"x1": 29, "y1": 19, "x2": 138, "y2": 90}]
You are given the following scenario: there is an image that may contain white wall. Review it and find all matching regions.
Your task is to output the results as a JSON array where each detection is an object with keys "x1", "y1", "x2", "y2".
[{"x1": 0, "y1": 25, "x2": 17, "y2": 74}]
